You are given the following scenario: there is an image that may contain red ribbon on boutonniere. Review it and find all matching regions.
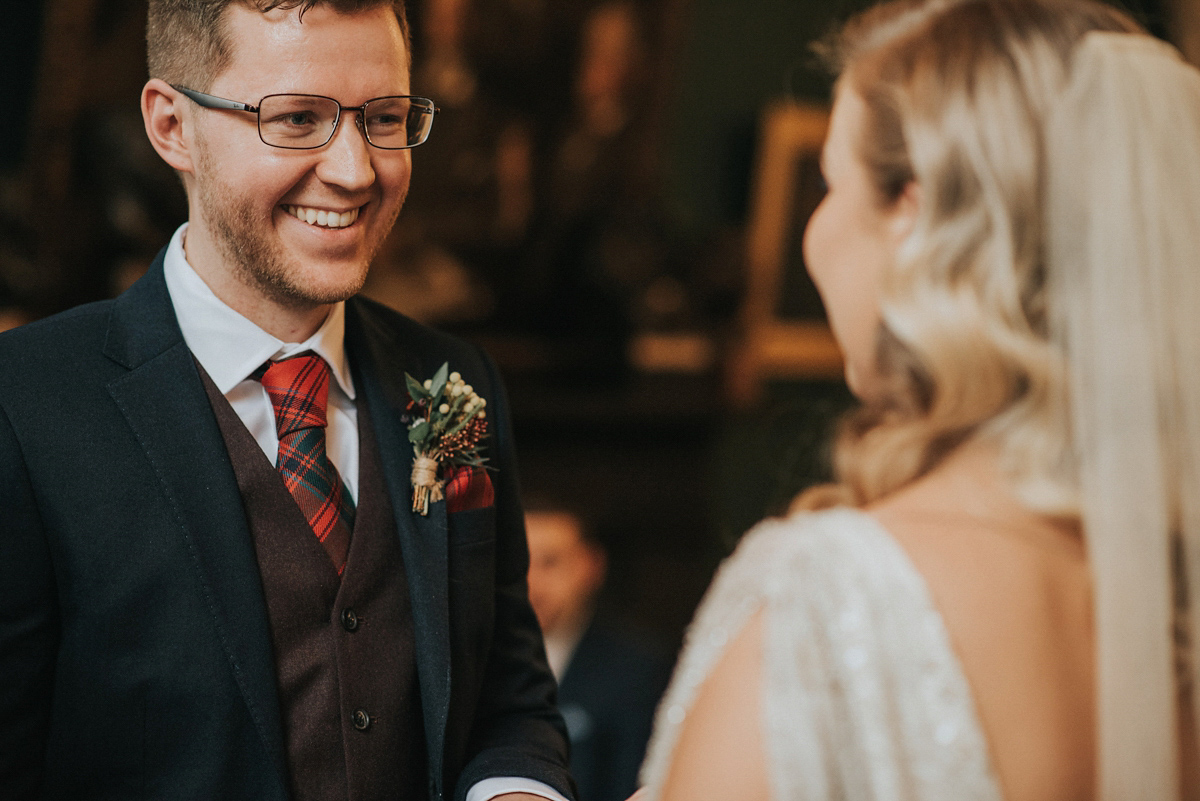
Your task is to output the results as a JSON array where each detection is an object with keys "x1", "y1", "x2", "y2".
[{"x1": 405, "y1": 362, "x2": 491, "y2": 516}]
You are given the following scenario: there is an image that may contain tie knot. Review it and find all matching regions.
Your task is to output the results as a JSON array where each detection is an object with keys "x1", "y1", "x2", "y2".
[{"x1": 261, "y1": 353, "x2": 331, "y2": 437}]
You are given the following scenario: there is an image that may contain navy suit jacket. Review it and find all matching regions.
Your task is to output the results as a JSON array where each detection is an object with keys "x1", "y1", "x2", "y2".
[
  {"x1": 557, "y1": 622, "x2": 671, "y2": 801},
  {"x1": 0, "y1": 251, "x2": 573, "y2": 801}
]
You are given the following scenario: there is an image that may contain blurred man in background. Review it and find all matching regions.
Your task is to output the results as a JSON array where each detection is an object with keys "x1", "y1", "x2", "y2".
[{"x1": 526, "y1": 506, "x2": 671, "y2": 801}]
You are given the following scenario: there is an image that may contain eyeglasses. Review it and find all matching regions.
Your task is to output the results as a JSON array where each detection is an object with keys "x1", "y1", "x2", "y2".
[{"x1": 173, "y1": 86, "x2": 439, "y2": 150}]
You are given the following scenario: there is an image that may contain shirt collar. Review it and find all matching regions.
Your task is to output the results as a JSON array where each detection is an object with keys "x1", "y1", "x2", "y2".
[{"x1": 162, "y1": 223, "x2": 356, "y2": 399}]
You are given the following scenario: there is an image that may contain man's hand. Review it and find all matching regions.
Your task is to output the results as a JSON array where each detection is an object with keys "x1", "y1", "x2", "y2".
[{"x1": 626, "y1": 789, "x2": 649, "y2": 801}]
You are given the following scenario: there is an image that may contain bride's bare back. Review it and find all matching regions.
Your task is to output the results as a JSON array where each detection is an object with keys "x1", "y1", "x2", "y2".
[{"x1": 870, "y1": 445, "x2": 1094, "y2": 801}]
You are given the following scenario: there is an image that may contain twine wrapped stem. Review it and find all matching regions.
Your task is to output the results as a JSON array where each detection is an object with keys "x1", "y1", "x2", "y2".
[{"x1": 411, "y1": 453, "x2": 445, "y2": 515}]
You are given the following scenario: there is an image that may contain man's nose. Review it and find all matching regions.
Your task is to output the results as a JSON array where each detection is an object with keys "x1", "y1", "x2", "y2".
[{"x1": 315, "y1": 112, "x2": 376, "y2": 191}]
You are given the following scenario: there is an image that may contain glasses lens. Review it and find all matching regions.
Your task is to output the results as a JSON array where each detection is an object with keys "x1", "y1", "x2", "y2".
[
  {"x1": 363, "y1": 97, "x2": 436, "y2": 148},
  {"x1": 258, "y1": 95, "x2": 339, "y2": 148}
]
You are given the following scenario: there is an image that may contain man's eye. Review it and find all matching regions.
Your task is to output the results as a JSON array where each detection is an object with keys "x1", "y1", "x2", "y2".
[
  {"x1": 367, "y1": 113, "x2": 405, "y2": 130},
  {"x1": 263, "y1": 111, "x2": 318, "y2": 128}
]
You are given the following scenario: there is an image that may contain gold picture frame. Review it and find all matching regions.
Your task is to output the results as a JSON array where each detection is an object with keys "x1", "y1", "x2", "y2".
[{"x1": 728, "y1": 101, "x2": 843, "y2": 406}]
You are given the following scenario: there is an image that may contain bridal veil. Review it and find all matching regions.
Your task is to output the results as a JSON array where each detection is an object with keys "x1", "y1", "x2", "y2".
[{"x1": 1046, "y1": 31, "x2": 1200, "y2": 799}]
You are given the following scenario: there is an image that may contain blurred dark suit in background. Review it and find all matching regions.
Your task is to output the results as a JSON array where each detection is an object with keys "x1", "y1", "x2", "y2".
[{"x1": 526, "y1": 507, "x2": 670, "y2": 801}]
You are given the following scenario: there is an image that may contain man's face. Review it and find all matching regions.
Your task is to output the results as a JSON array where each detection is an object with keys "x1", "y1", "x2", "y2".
[
  {"x1": 185, "y1": 3, "x2": 412, "y2": 312},
  {"x1": 525, "y1": 512, "x2": 605, "y2": 636}
]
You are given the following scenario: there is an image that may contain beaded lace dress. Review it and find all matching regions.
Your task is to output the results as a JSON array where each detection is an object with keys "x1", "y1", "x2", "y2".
[{"x1": 639, "y1": 508, "x2": 1003, "y2": 801}]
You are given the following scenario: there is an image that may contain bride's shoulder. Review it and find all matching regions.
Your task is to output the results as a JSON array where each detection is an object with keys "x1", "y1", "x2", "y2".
[
  {"x1": 686, "y1": 506, "x2": 928, "y2": 647},
  {"x1": 735, "y1": 505, "x2": 884, "y2": 555},
  {"x1": 718, "y1": 506, "x2": 905, "y2": 598}
]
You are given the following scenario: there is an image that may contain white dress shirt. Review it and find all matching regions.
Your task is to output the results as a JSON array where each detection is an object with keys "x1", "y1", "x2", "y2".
[
  {"x1": 162, "y1": 223, "x2": 567, "y2": 801},
  {"x1": 163, "y1": 224, "x2": 361, "y2": 498}
]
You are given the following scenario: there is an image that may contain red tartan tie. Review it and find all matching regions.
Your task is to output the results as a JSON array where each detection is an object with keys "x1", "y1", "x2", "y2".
[{"x1": 260, "y1": 354, "x2": 354, "y2": 574}]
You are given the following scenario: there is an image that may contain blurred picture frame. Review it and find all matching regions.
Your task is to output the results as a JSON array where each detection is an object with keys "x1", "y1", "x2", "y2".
[{"x1": 728, "y1": 102, "x2": 844, "y2": 406}]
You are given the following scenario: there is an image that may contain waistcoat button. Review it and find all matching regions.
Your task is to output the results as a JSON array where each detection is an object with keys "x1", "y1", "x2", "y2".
[
  {"x1": 352, "y1": 708, "x2": 371, "y2": 730},
  {"x1": 341, "y1": 607, "x2": 360, "y2": 632}
]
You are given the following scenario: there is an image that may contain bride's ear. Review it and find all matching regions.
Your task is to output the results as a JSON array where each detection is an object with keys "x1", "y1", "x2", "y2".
[{"x1": 887, "y1": 180, "x2": 921, "y2": 245}]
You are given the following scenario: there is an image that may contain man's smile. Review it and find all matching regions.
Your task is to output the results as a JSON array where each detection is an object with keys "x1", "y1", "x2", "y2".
[{"x1": 283, "y1": 203, "x2": 362, "y2": 229}]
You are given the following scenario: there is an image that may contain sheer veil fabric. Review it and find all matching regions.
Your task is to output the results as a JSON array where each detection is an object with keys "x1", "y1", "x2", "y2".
[{"x1": 1046, "y1": 31, "x2": 1200, "y2": 800}]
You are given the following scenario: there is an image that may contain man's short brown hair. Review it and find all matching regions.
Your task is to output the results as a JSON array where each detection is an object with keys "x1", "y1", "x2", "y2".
[{"x1": 146, "y1": 0, "x2": 410, "y2": 90}]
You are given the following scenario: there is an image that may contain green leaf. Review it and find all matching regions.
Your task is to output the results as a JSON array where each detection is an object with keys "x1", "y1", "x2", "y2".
[
  {"x1": 442, "y1": 416, "x2": 467, "y2": 438},
  {"x1": 406, "y1": 373, "x2": 430, "y2": 402},
  {"x1": 429, "y1": 362, "x2": 450, "y2": 401},
  {"x1": 451, "y1": 453, "x2": 490, "y2": 469},
  {"x1": 408, "y1": 419, "x2": 431, "y2": 445}
]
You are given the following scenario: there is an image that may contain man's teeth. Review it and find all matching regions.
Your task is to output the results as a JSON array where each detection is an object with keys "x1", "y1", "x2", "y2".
[{"x1": 284, "y1": 205, "x2": 359, "y2": 228}]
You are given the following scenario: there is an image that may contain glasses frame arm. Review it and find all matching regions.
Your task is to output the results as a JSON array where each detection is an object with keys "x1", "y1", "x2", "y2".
[{"x1": 172, "y1": 85, "x2": 259, "y2": 113}]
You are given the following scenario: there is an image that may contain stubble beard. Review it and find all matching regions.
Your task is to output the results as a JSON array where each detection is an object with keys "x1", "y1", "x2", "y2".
[{"x1": 194, "y1": 146, "x2": 403, "y2": 312}]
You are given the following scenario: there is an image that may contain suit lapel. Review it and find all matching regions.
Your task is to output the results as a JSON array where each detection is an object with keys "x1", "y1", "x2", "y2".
[
  {"x1": 345, "y1": 299, "x2": 452, "y2": 785},
  {"x1": 102, "y1": 256, "x2": 288, "y2": 787}
]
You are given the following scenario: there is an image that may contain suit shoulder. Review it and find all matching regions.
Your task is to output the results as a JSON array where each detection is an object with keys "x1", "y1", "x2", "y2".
[
  {"x1": 350, "y1": 296, "x2": 478, "y2": 351},
  {"x1": 574, "y1": 622, "x2": 674, "y2": 686},
  {"x1": 0, "y1": 301, "x2": 115, "y2": 380},
  {"x1": 347, "y1": 296, "x2": 498, "y2": 383},
  {"x1": 0, "y1": 300, "x2": 113, "y2": 347}
]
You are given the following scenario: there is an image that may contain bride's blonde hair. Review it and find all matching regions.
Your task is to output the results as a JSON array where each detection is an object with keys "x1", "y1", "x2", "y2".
[
  {"x1": 802, "y1": 1, "x2": 1200, "y2": 796},
  {"x1": 796, "y1": 0, "x2": 1137, "y2": 512}
]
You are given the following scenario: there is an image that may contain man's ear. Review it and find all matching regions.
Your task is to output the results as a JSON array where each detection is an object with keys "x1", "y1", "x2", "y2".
[
  {"x1": 142, "y1": 79, "x2": 196, "y2": 175},
  {"x1": 584, "y1": 546, "x2": 608, "y2": 596},
  {"x1": 887, "y1": 179, "x2": 921, "y2": 245}
]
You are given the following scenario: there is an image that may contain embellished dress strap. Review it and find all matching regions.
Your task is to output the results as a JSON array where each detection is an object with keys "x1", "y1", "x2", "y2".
[{"x1": 639, "y1": 508, "x2": 1003, "y2": 801}]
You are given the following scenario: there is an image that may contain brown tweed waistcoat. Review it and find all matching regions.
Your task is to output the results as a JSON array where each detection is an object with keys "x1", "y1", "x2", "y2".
[{"x1": 201, "y1": 368, "x2": 427, "y2": 801}]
